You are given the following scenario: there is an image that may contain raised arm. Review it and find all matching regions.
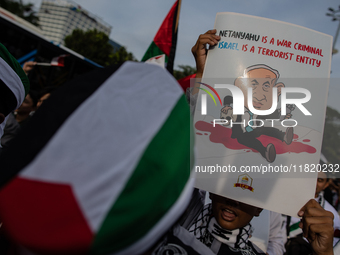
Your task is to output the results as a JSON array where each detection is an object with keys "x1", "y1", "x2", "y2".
[{"x1": 191, "y1": 29, "x2": 220, "y2": 94}]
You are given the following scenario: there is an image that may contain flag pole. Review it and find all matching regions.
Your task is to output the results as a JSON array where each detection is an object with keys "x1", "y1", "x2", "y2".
[
  {"x1": 175, "y1": 0, "x2": 181, "y2": 33},
  {"x1": 35, "y1": 63, "x2": 52, "y2": 66},
  {"x1": 166, "y1": 0, "x2": 181, "y2": 75}
]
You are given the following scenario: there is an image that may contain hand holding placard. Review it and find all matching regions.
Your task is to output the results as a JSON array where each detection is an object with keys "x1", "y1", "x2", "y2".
[
  {"x1": 298, "y1": 199, "x2": 334, "y2": 255},
  {"x1": 191, "y1": 29, "x2": 220, "y2": 79}
]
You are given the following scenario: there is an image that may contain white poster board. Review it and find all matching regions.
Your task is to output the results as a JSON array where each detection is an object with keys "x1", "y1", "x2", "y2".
[{"x1": 193, "y1": 12, "x2": 332, "y2": 216}]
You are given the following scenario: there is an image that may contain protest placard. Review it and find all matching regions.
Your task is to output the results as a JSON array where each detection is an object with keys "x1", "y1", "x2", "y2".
[{"x1": 193, "y1": 12, "x2": 333, "y2": 216}]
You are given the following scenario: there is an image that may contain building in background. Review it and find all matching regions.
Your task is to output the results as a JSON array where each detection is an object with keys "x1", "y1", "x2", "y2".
[
  {"x1": 0, "y1": 6, "x2": 103, "y2": 91},
  {"x1": 37, "y1": 0, "x2": 111, "y2": 45},
  {"x1": 0, "y1": 0, "x2": 124, "y2": 90},
  {"x1": 0, "y1": 7, "x2": 44, "y2": 36}
]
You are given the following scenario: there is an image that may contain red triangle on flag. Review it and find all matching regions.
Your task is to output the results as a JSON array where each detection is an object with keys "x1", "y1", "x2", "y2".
[
  {"x1": 153, "y1": 1, "x2": 178, "y2": 57},
  {"x1": 0, "y1": 177, "x2": 93, "y2": 254},
  {"x1": 177, "y1": 73, "x2": 196, "y2": 92},
  {"x1": 51, "y1": 54, "x2": 68, "y2": 67}
]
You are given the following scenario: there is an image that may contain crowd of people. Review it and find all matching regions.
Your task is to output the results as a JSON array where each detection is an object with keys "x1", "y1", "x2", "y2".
[{"x1": 0, "y1": 29, "x2": 337, "y2": 255}]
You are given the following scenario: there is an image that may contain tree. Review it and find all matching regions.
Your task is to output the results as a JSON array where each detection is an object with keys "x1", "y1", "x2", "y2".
[
  {"x1": 65, "y1": 29, "x2": 113, "y2": 66},
  {"x1": 111, "y1": 46, "x2": 136, "y2": 65},
  {"x1": 322, "y1": 106, "x2": 340, "y2": 164},
  {"x1": 64, "y1": 29, "x2": 136, "y2": 66},
  {"x1": 173, "y1": 65, "x2": 196, "y2": 80},
  {"x1": 0, "y1": 0, "x2": 39, "y2": 26}
]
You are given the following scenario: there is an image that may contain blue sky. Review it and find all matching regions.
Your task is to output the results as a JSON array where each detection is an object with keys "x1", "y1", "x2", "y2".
[{"x1": 25, "y1": 0, "x2": 340, "y2": 111}]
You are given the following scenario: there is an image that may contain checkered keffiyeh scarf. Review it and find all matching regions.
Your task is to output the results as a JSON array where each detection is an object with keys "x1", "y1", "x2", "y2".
[
  {"x1": 188, "y1": 204, "x2": 264, "y2": 254},
  {"x1": 316, "y1": 192, "x2": 325, "y2": 208}
]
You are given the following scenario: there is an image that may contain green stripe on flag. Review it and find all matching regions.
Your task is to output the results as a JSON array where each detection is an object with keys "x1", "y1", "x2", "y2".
[
  {"x1": 290, "y1": 222, "x2": 300, "y2": 232},
  {"x1": 141, "y1": 41, "x2": 169, "y2": 62},
  {"x1": 0, "y1": 43, "x2": 30, "y2": 96},
  {"x1": 91, "y1": 94, "x2": 192, "y2": 254}
]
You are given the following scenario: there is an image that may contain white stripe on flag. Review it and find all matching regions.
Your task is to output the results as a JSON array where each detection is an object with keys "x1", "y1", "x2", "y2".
[
  {"x1": 0, "y1": 57, "x2": 25, "y2": 109},
  {"x1": 51, "y1": 55, "x2": 67, "y2": 66},
  {"x1": 20, "y1": 62, "x2": 184, "y2": 232}
]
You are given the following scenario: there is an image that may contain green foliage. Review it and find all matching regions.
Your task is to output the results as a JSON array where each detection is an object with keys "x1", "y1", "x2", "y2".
[
  {"x1": 173, "y1": 65, "x2": 196, "y2": 80},
  {"x1": 65, "y1": 29, "x2": 113, "y2": 66},
  {"x1": 0, "y1": 0, "x2": 39, "y2": 26},
  {"x1": 322, "y1": 106, "x2": 340, "y2": 164},
  {"x1": 64, "y1": 29, "x2": 136, "y2": 66},
  {"x1": 111, "y1": 46, "x2": 136, "y2": 65}
]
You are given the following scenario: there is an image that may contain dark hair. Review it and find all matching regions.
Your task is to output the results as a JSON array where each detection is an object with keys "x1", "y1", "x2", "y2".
[
  {"x1": 0, "y1": 79, "x2": 17, "y2": 116},
  {"x1": 38, "y1": 86, "x2": 57, "y2": 99},
  {"x1": 28, "y1": 90, "x2": 39, "y2": 108}
]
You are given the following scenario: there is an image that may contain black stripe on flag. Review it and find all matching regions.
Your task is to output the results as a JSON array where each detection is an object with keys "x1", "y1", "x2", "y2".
[{"x1": 0, "y1": 64, "x2": 121, "y2": 188}]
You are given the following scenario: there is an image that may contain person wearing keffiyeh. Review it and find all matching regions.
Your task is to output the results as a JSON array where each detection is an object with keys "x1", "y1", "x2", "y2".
[
  {"x1": 187, "y1": 29, "x2": 335, "y2": 255},
  {"x1": 186, "y1": 192, "x2": 266, "y2": 255}
]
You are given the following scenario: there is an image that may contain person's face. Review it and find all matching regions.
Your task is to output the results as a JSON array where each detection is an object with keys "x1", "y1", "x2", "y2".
[
  {"x1": 210, "y1": 193, "x2": 262, "y2": 230},
  {"x1": 236, "y1": 68, "x2": 282, "y2": 111},
  {"x1": 15, "y1": 94, "x2": 35, "y2": 114},
  {"x1": 315, "y1": 172, "x2": 329, "y2": 198}
]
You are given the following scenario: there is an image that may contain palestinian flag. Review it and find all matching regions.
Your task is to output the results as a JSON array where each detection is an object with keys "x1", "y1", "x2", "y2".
[
  {"x1": 35, "y1": 55, "x2": 69, "y2": 67},
  {"x1": 50, "y1": 54, "x2": 68, "y2": 67},
  {"x1": 177, "y1": 73, "x2": 196, "y2": 93},
  {"x1": 141, "y1": 0, "x2": 181, "y2": 74},
  {"x1": 145, "y1": 54, "x2": 166, "y2": 68},
  {"x1": 0, "y1": 43, "x2": 29, "y2": 138},
  {"x1": 0, "y1": 62, "x2": 194, "y2": 254}
]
